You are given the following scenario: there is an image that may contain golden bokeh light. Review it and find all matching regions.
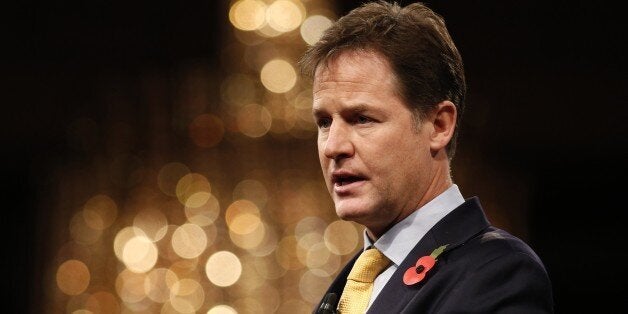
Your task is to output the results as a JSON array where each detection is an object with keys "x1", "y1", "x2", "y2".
[
  {"x1": 168, "y1": 259, "x2": 203, "y2": 285},
  {"x1": 305, "y1": 242, "x2": 331, "y2": 269},
  {"x1": 65, "y1": 293, "x2": 91, "y2": 313},
  {"x1": 233, "y1": 259, "x2": 266, "y2": 293},
  {"x1": 229, "y1": 220, "x2": 266, "y2": 250},
  {"x1": 114, "y1": 226, "x2": 148, "y2": 262},
  {"x1": 156, "y1": 225, "x2": 182, "y2": 262},
  {"x1": 299, "y1": 270, "x2": 333, "y2": 303},
  {"x1": 225, "y1": 199, "x2": 260, "y2": 227},
  {"x1": 242, "y1": 41, "x2": 279, "y2": 71},
  {"x1": 289, "y1": 88, "x2": 317, "y2": 138},
  {"x1": 239, "y1": 286, "x2": 281, "y2": 313},
  {"x1": 292, "y1": 88, "x2": 314, "y2": 121},
  {"x1": 236, "y1": 103, "x2": 273, "y2": 137},
  {"x1": 205, "y1": 222, "x2": 218, "y2": 249},
  {"x1": 246, "y1": 222, "x2": 279, "y2": 257},
  {"x1": 122, "y1": 235, "x2": 159, "y2": 273},
  {"x1": 252, "y1": 255, "x2": 287, "y2": 280},
  {"x1": 169, "y1": 278, "x2": 205, "y2": 313},
  {"x1": 160, "y1": 301, "x2": 179, "y2": 314},
  {"x1": 297, "y1": 229, "x2": 322, "y2": 246},
  {"x1": 229, "y1": 212, "x2": 262, "y2": 235},
  {"x1": 324, "y1": 220, "x2": 360, "y2": 255},
  {"x1": 158, "y1": 162, "x2": 192, "y2": 197},
  {"x1": 208, "y1": 305, "x2": 237, "y2": 314},
  {"x1": 121, "y1": 297, "x2": 153, "y2": 312},
  {"x1": 276, "y1": 299, "x2": 311, "y2": 314},
  {"x1": 57, "y1": 259, "x2": 90, "y2": 296},
  {"x1": 260, "y1": 59, "x2": 297, "y2": 93},
  {"x1": 269, "y1": 102, "x2": 298, "y2": 135},
  {"x1": 171, "y1": 223, "x2": 208, "y2": 259},
  {"x1": 232, "y1": 179, "x2": 268, "y2": 208},
  {"x1": 295, "y1": 216, "x2": 327, "y2": 239},
  {"x1": 144, "y1": 268, "x2": 179, "y2": 303},
  {"x1": 300, "y1": 15, "x2": 333, "y2": 45},
  {"x1": 171, "y1": 278, "x2": 203, "y2": 296},
  {"x1": 70, "y1": 210, "x2": 102, "y2": 245},
  {"x1": 266, "y1": 0, "x2": 305, "y2": 33},
  {"x1": 205, "y1": 251, "x2": 242, "y2": 287},
  {"x1": 297, "y1": 232, "x2": 324, "y2": 265},
  {"x1": 272, "y1": 175, "x2": 327, "y2": 225},
  {"x1": 255, "y1": 23, "x2": 284, "y2": 38},
  {"x1": 229, "y1": 0, "x2": 267, "y2": 31},
  {"x1": 288, "y1": 119, "x2": 317, "y2": 139},
  {"x1": 275, "y1": 235, "x2": 305, "y2": 270},
  {"x1": 133, "y1": 208, "x2": 169, "y2": 242},
  {"x1": 176, "y1": 173, "x2": 212, "y2": 208},
  {"x1": 188, "y1": 114, "x2": 225, "y2": 148},
  {"x1": 220, "y1": 73, "x2": 258, "y2": 106},
  {"x1": 115, "y1": 269, "x2": 147, "y2": 304},
  {"x1": 233, "y1": 298, "x2": 263, "y2": 314},
  {"x1": 184, "y1": 193, "x2": 220, "y2": 226},
  {"x1": 85, "y1": 291, "x2": 120, "y2": 314},
  {"x1": 82, "y1": 194, "x2": 118, "y2": 230},
  {"x1": 315, "y1": 248, "x2": 341, "y2": 276}
]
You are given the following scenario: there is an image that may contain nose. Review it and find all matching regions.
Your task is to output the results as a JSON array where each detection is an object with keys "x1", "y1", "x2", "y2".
[{"x1": 323, "y1": 121, "x2": 354, "y2": 161}]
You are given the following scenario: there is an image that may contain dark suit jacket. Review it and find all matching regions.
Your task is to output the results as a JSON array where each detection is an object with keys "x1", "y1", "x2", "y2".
[{"x1": 315, "y1": 197, "x2": 554, "y2": 313}]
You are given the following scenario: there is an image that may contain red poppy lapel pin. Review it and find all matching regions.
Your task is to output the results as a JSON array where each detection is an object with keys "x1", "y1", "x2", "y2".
[{"x1": 403, "y1": 244, "x2": 448, "y2": 285}]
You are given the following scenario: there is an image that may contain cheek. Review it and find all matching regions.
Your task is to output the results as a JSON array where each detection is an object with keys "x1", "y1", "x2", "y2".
[
  {"x1": 361, "y1": 139, "x2": 422, "y2": 180},
  {"x1": 318, "y1": 151, "x2": 331, "y2": 182},
  {"x1": 318, "y1": 149, "x2": 327, "y2": 167},
  {"x1": 317, "y1": 139, "x2": 325, "y2": 160},
  {"x1": 359, "y1": 140, "x2": 403, "y2": 168}
]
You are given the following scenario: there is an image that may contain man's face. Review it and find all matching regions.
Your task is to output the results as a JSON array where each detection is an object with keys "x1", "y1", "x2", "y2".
[{"x1": 312, "y1": 50, "x2": 436, "y2": 237}]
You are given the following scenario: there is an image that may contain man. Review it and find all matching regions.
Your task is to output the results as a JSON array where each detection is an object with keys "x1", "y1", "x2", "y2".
[{"x1": 300, "y1": 1, "x2": 554, "y2": 313}]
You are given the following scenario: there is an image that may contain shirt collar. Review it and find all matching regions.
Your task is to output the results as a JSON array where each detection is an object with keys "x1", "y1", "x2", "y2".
[{"x1": 363, "y1": 184, "x2": 465, "y2": 266}]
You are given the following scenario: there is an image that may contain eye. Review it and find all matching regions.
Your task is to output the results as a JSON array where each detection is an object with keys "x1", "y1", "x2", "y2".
[
  {"x1": 316, "y1": 117, "x2": 331, "y2": 129},
  {"x1": 356, "y1": 115, "x2": 371, "y2": 124}
]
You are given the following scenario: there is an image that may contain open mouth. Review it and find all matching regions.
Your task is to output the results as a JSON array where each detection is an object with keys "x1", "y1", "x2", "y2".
[{"x1": 332, "y1": 173, "x2": 365, "y2": 186}]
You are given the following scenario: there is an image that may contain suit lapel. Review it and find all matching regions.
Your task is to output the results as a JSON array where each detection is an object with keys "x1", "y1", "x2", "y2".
[
  {"x1": 312, "y1": 251, "x2": 360, "y2": 313},
  {"x1": 367, "y1": 197, "x2": 490, "y2": 313}
]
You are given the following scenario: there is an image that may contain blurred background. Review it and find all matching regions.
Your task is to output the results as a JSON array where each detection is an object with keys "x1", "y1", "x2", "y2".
[{"x1": 3, "y1": 0, "x2": 627, "y2": 313}]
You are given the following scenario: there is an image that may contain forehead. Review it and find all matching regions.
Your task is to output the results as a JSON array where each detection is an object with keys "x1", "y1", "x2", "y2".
[
  {"x1": 313, "y1": 49, "x2": 397, "y2": 88},
  {"x1": 311, "y1": 49, "x2": 412, "y2": 118}
]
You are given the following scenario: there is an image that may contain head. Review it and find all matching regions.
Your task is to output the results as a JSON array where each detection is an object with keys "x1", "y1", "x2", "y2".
[
  {"x1": 301, "y1": 1, "x2": 466, "y2": 159},
  {"x1": 300, "y1": 1, "x2": 466, "y2": 238}
]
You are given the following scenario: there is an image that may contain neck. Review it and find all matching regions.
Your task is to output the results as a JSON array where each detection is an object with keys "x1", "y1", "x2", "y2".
[{"x1": 366, "y1": 157, "x2": 452, "y2": 241}]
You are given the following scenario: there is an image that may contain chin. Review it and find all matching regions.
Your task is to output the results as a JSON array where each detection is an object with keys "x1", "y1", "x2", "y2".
[{"x1": 334, "y1": 204, "x2": 373, "y2": 224}]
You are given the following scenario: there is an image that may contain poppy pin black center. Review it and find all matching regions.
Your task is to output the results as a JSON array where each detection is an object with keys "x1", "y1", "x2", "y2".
[{"x1": 415, "y1": 265, "x2": 425, "y2": 274}]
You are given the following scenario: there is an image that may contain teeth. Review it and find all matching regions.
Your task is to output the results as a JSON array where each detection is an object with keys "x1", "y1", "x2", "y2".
[{"x1": 335, "y1": 176, "x2": 360, "y2": 187}]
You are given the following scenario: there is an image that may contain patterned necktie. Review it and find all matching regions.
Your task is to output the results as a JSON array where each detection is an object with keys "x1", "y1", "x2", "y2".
[{"x1": 337, "y1": 248, "x2": 391, "y2": 314}]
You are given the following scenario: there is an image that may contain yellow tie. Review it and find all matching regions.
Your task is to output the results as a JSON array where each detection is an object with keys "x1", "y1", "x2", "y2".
[{"x1": 337, "y1": 248, "x2": 391, "y2": 314}]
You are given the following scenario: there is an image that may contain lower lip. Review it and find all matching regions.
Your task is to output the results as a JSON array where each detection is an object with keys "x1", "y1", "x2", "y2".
[{"x1": 334, "y1": 180, "x2": 366, "y2": 195}]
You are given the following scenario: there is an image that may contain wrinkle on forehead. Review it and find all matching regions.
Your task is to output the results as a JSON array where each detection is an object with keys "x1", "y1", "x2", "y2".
[
  {"x1": 313, "y1": 80, "x2": 382, "y2": 98},
  {"x1": 313, "y1": 49, "x2": 401, "y2": 98}
]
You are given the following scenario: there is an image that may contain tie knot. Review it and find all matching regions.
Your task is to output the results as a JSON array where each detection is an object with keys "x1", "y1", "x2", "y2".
[{"x1": 347, "y1": 248, "x2": 391, "y2": 283}]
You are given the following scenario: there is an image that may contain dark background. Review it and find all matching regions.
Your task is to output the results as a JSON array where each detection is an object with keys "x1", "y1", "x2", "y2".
[{"x1": 4, "y1": 0, "x2": 627, "y2": 312}]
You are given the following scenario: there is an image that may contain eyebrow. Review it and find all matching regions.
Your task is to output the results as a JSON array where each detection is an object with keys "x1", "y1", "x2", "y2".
[
  {"x1": 311, "y1": 107, "x2": 325, "y2": 120},
  {"x1": 312, "y1": 103, "x2": 382, "y2": 117},
  {"x1": 344, "y1": 103, "x2": 372, "y2": 114}
]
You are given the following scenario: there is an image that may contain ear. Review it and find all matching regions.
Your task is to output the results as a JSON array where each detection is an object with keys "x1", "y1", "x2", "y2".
[{"x1": 429, "y1": 100, "x2": 457, "y2": 152}]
